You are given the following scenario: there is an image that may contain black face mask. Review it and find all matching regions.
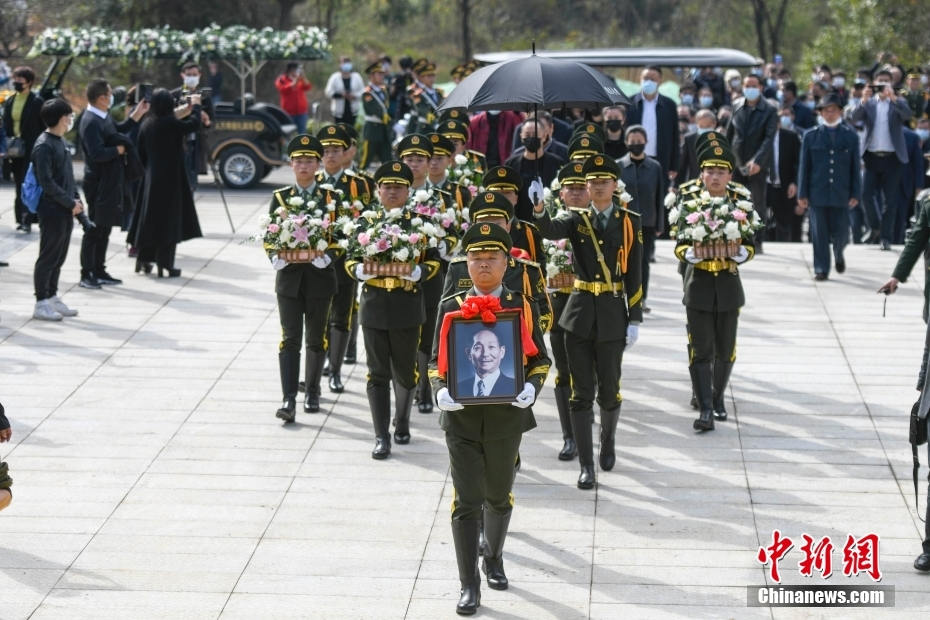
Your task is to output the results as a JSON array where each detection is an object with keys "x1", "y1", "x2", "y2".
[
  {"x1": 522, "y1": 137, "x2": 542, "y2": 152},
  {"x1": 12, "y1": 82, "x2": 25, "y2": 92},
  {"x1": 605, "y1": 119, "x2": 623, "y2": 132},
  {"x1": 627, "y1": 143, "x2": 646, "y2": 156}
]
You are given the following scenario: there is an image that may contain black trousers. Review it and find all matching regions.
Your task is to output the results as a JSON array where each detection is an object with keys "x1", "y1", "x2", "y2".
[
  {"x1": 549, "y1": 293, "x2": 570, "y2": 386},
  {"x1": 642, "y1": 227, "x2": 656, "y2": 300},
  {"x1": 363, "y1": 325, "x2": 420, "y2": 390},
  {"x1": 565, "y1": 331, "x2": 625, "y2": 412},
  {"x1": 9, "y1": 157, "x2": 33, "y2": 225},
  {"x1": 34, "y1": 212, "x2": 73, "y2": 300},
  {"x1": 863, "y1": 152, "x2": 904, "y2": 244},
  {"x1": 768, "y1": 183, "x2": 802, "y2": 242},
  {"x1": 686, "y1": 306, "x2": 739, "y2": 365},
  {"x1": 446, "y1": 432, "x2": 522, "y2": 521},
  {"x1": 735, "y1": 171, "x2": 768, "y2": 249},
  {"x1": 329, "y1": 258, "x2": 357, "y2": 332},
  {"x1": 80, "y1": 223, "x2": 113, "y2": 279},
  {"x1": 278, "y1": 294, "x2": 332, "y2": 355}
]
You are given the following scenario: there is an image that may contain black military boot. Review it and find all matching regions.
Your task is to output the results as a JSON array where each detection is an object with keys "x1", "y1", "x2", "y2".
[
  {"x1": 275, "y1": 350, "x2": 299, "y2": 423},
  {"x1": 344, "y1": 313, "x2": 358, "y2": 364},
  {"x1": 303, "y1": 350, "x2": 326, "y2": 413},
  {"x1": 572, "y1": 409, "x2": 596, "y2": 489},
  {"x1": 482, "y1": 509, "x2": 512, "y2": 590},
  {"x1": 688, "y1": 364, "x2": 698, "y2": 409},
  {"x1": 368, "y1": 384, "x2": 392, "y2": 459},
  {"x1": 328, "y1": 327, "x2": 349, "y2": 393},
  {"x1": 712, "y1": 360, "x2": 734, "y2": 421},
  {"x1": 416, "y1": 351, "x2": 433, "y2": 413},
  {"x1": 915, "y1": 497, "x2": 930, "y2": 571},
  {"x1": 692, "y1": 362, "x2": 715, "y2": 432},
  {"x1": 599, "y1": 404, "x2": 621, "y2": 471},
  {"x1": 392, "y1": 382, "x2": 414, "y2": 444},
  {"x1": 451, "y1": 519, "x2": 482, "y2": 615},
  {"x1": 555, "y1": 385, "x2": 576, "y2": 460}
]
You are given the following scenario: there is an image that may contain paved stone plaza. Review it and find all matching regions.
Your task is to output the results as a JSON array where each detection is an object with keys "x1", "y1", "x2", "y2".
[{"x1": 1, "y1": 171, "x2": 929, "y2": 619}]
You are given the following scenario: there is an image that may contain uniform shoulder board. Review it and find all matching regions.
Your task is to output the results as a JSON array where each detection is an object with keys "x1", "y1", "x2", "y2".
[
  {"x1": 519, "y1": 219, "x2": 540, "y2": 232},
  {"x1": 727, "y1": 181, "x2": 752, "y2": 198},
  {"x1": 678, "y1": 179, "x2": 701, "y2": 192},
  {"x1": 449, "y1": 255, "x2": 468, "y2": 264},
  {"x1": 274, "y1": 185, "x2": 293, "y2": 195},
  {"x1": 513, "y1": 256, "x2": 540, "y2": 268},
  {"x1": 617, "y1": 206, "x2": 641, "y2": 217},
  {"x1": 440, "y1": 292, "x2": 465, "y2": 304}
]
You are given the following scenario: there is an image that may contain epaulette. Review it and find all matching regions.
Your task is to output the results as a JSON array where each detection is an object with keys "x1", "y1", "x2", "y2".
[
  {"x1": 449, "y1": 255, "x2": 467, "y2": 264},
  {"x1": 440, "y1": 292, "x2": 466, "y2": 305},
  {"x1": 678, "y1": 179, "x2": 702, "y2": 193},
  {"x1": 274, "y1": 185, "x2": 293, "y2": 196},
  {"x1": 514, "y1": 256, "x2": 541, "y2": 268},
  {"x1": 727, "y1": 181, "x2": 752, "y2": 198},
  {"x1": 617, "y1": 206, "x2": 641, "y2": 217},
  {"x1": 516, "y1": 219, "x2": 540, "y2": 231}
]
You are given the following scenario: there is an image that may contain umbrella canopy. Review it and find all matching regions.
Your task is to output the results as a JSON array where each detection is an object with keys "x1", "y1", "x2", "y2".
[
  {"x1": 474, "y1": 47, "x2": 761, "y2": 68},
  {"x1": 438, "y1": 54, "x2": 630, "y2": 113}
]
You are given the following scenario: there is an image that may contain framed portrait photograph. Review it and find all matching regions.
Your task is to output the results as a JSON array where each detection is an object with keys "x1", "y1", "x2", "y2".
[{"x1": 448, "y1": 315, "x2": 524, "y2": 405}]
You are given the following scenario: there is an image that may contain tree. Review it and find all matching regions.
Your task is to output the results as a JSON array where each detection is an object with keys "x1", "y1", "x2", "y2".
[
  {"x1": 0, "y1": 0, "x2": 29, "y2": 57},
  {"x1": 459, "y1": 0, "x2": 471, "y2": 61},
  {"x1": 747, "y1": 0, "x2": 792, "y2": 61}
]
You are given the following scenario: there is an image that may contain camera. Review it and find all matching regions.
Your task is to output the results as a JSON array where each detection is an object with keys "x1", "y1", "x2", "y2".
[
  {"x1": 138, "y1": 83, "x2": 153, "y2": 102},
  {"x1": 76, "y1": 212, "x2": 96, "y2": 232}
]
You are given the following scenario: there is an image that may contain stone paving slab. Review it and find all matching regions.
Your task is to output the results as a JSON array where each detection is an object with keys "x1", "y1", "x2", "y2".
[{"x1": 1, "y1": 175, "x2": 929, "y2": 618}]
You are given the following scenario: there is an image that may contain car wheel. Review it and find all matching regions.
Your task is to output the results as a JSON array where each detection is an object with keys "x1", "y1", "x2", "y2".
[{"x1": 218, "y1": 146, "x2": 260, "y2": 189}]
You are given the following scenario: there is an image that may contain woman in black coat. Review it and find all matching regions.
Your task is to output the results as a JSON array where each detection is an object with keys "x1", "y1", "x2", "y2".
[
  {"x1": 2, "y1": 66, "x2": 45, "y2": 231},
  {"x1": 131, "y1": 89, "x2": 203, "y2": 277}
]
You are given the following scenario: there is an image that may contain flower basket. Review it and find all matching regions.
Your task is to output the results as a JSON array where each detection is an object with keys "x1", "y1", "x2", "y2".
[
  {"x1": 548, "y1": 272, "x2": 575, "y2": 289},
  {"x1": 693, "y1": 239, "x2": 742, "y2": 260},
  {"x1": 278, "y1": 249, "x2": 324, "y2": 263},
  {"x1": 363, "y1": 260, "x2": 414, "y2": 276}
]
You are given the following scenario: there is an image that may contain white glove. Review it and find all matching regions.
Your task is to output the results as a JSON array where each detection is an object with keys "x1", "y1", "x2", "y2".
[
  {"x1": 730, "y1": 245, "x2": 749, "y2": 264},
  {"x1": 528, "y1": 178, "x2": 544, "y2": 205},
  {"x1": 436, "y1": 387, "x2": 464, "y2": 411},
  {"x1": 626, "y1": 324, "x2": 639, "y2": 347},
  {"x1": 683, "y1": 247, "x2": 701, "y2": 264},
  {"x1": 311, "y1": 254, "x2": 332, "y2": 269},
  {"x1": 511, "y1": 382, "x2": 536, "y2": 408},
  {"x1": 401, "y1": 265, "x2": 422, "y2": 282},
  {"x1": 354, "y1": 263, "x2": 376, "y2": 281},
  {"x1": 272, "y1": 257, "x2": 288, "y2": 271}
]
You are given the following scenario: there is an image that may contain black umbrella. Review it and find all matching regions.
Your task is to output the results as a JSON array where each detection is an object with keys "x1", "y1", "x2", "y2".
[{"x1": 438, "y1": 52, "x2": 630, "y2": 113}]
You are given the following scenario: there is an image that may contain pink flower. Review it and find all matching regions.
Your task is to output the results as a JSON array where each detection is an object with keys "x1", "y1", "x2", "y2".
[
  {"x1": 320, "y1": 218, "x2": 331, "y2": 229},
  {"x1": 416, "y1": 205, "x2": 431, "y2": 215},
  {"x1": 293, "y1": 227, "x2": 309, "y2": 244},
  {"x1": 685, "y1": 211, "x2": 702, "y2": 224},
  {"x1": 408, "y1": 233, "x2": 421, "y2": 245},
  {"x1": 556, "y1": 239, "x2": 567, "y2": 250},
  {"x1": 267, "y1": 223, "x2": 280, "y2": 233},
  {"x1": 376, "y1": 238, "x2": 391, "y2": 251},
  {"x1": 732, "y1": 209, "x2": 748, "y2": 221},
  {"x1": 460, "y1": 222, "x2": 470, "y2": 231},
  {"x1": 706, "y1": 219, "x2": 720, "y2": 231},
  {"x1": 468, "y1": 185, "x2": 478, "y2": 196},
  {"x1": 440, "y1": 218, "x2": 453, "y2": 229},
  {"x1": 357, "y1": 232, "x2": 371, "y2": 246}
]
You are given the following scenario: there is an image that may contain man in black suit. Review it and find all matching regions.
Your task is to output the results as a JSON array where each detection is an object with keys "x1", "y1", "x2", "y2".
[
  {"x1": 768, "y1": 106, "x2": 802, "y2": 241},
  {"x1": 678, "y1": 109, "x2": 717, "y2": 181},
  {"x1": 853, "y1": 68, "x2": 913, "y2": 249},
  {"x1": 457, "y1": 328, "x2": 515, "y2": 397},
  {"x1": 727, "y1": 73, "x2": 777, "y2": 251},
  {"x1": 626, "y1": 66, "x2": 680, "y2": 190},
  {"x1": 2, "y1": 66, "x2": 44, "y2": 233},
  {"x1": 78, "y1": 78, "x2": 148, "y2": 289}
]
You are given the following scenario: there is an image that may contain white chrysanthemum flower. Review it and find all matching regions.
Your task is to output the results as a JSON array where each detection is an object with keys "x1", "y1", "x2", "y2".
[
  {"x1": 454, "y1": 154, "x2": 468, "y2": 166},
  {"x1": 667, "y1": 207, "x2": 680, "y2": 223},
  {"x1": 691, "y1": 227, "x2": 707, "y2": 241},
  {"x1": 393, "y1": 247, "x2": 410, "y2": 262},
  {"x1": 365, "y1": 244, "x2": 379, "y2": 256},
  {"x1": 619, "y1": 191, "x2": 633, "y2": 204},
  {"x1": 724, "y1": 221, "x2": 741, "y2": 239},
  {"x1": 664, "y1": 192, "x2": 677, "y2": 207},
  {"x1": 414, "y1": 189, "x2": 431, "y2": 203},
  {"x1": 549, "y1": 178, "x2": 561, "y2": 191},
  {"x1": 287, "y1": 196, "x2": 304, "y2": 207},
  {"x1": 736, "y1": 200, "x2": 753, "y2": 211},
  {"x1": 315, "y1": 239, "x2": 328, "y2": 251}
]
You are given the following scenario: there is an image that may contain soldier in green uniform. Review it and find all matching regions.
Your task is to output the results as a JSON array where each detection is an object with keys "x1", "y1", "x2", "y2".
[
  {"x1": 567, "y1": 133, "x2": 604, "y2": 161},
  {"x1": 439, "y1": 117, "x2": 488, "y2": 173},
  {"x1": 360, "y1": 61, "x2": 393, "y2": 169},
  {"x1": 406, "y1": 59, "x2": 444, "y2": 135},
  {"x1": 314, "y1": 124, "x2": 372, "y2": 394},
  {"x1": 902, "y1": 71, "x2": 928, "y2": 129},
  {"x1": 482, "y1": 166, "x2": 547, "y2": 273},
  {"x1": 429, "y1": 222, "x2": 550, "y2": 615},
  {"x1": 426, "y1": 132, "x2": 472, "y2": 210},
  {"x1": 672, "y1": 136, "x2": 755, "y2": 432},
  {"x1": 346, "y1": 161, "x2": 441, "y2": 458},
  {"x1": 267, "y1": 135, "x2": 340, "y2": 422},
  {"x1": 532, "y1": 154, "x2": 644, "y2": 490},
  {"x1": 880, "y1": 188, "x2": 930, "y2": 322},
  {"x1": 546, "y1": 162, "x2": 591, "y2": 460}
]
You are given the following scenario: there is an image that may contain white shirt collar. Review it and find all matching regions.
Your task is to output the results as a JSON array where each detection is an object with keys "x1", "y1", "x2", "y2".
[
  {"x1": 87, "y1": 104, "x2": 108, "y2": 120},
  {"x1": 474, "y1": 368, "x2": 501, "y2": 396}
]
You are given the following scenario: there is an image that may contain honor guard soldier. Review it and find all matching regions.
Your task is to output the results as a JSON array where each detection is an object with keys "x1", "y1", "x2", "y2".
[
  {"x1": 482, "y1": 166, "x2": 547, "y2": 273},
  {"x1": 902, "y1": 70, "x2": 928, "y2": 128},
  {"x1": 397, "y1": 134, "x2": 448, "y2": 413},
  {"x1": 442, "y1": 192, "x2": 552, "y2": 334},
  {"x1": 315, "y1": 124, "x2": 372, "y2": 393},
  {"x1": 439, "y1": 117, "x2": 488, "y2": 173},
  {"x1": 268, "y1": 135, "x2": 340, "y2": 422},
  {"x1": 360, "y1": 61, "x2": 393, "y2": 169},
  {"x1": 546, "y1": 162, "x2": 591, "y2": 460},
  {"x1": 672, "y1": 135, "x2": 755, "y2": 432},
  {"x1": 429, "y1": 222, "x2": 550, "y2": 615},
  {"x1": 427, "y1": 133, "x2": 472, "y2": 210},
  {"x1": 406, "y1": 59, "x2": 444, "y2": 135},
  {"x1": 567, "y1": 133, "x2": 604, "y2": 162},
  {"x1": 347, "y1": 161, "x2": 441, "y2": 459},
  {"x1": 532, "y1": 154, "x2": 644, "y2": 490}
]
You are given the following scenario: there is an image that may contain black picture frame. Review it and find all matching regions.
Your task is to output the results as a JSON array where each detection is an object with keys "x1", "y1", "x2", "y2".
[{"x1": 448, "y1": 315, "x2": 524, "y2": 405}]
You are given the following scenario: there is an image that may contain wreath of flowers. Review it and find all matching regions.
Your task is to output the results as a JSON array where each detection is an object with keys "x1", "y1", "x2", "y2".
[{"x1": 667, "y1": 186, "x2": 762, "y2": 243}]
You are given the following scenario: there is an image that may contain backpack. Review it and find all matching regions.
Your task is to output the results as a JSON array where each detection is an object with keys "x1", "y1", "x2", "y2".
[{"x1": 21, "y1": 162, "x2": 42, "y2": 214}]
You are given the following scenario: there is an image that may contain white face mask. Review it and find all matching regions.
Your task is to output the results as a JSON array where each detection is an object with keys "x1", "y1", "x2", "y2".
[
  {"x1": 183, "y1": 75, "x2": 200, "y2": 89},
  {"x1": 820, "y1": 116, "x2": 842, "y2": 128},
  {"x1": 67, "y1": 115, "x2": 75, "y2": 132}
]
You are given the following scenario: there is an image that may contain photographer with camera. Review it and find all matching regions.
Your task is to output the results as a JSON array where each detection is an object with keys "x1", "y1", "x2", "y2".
[
  {"x1": 171, "y1": 62, "x2": 215, "y2": 190},
  {"x1": 31, "y1": 98, "x2": 89, "y2": 321}
]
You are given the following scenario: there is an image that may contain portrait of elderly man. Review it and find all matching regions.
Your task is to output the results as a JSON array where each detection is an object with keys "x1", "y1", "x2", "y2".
[{"x1": 457, "y1": 327, "x2": 516, "y2": 398}]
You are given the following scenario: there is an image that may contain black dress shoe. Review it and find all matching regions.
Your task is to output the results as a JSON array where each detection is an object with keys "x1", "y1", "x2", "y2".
[
  {"x1": 417, "y1": 400, "x2": 433, "y2": 413},
  {"x1": 558, "y1": 438, "x2": 577, "y2": 461},
  {"x1": 693, "y1": 410, "x2": 715, "y2": 432},
  {"x1": 328, "y1": 373, "x2": 344, "y2": 393},
  {"x1": 371, "y1": 436, "x2": 391, "y2": 459},
  {"x1": 814, "y1": 273, "x2": 828, "y2": 281},
  {"x1": 577, "y1": 465, "x2": 596, "y2": 489},
  {"x1": 393, "y1": 429, "x2": 410, "y2": 444},
  {"x1": 915, "y1": 552, "x2": 930, "y2": 572},
  {"x1": 275, "y1": 398, "x2": 296, "y2": 423},
  {"x1": 157, "y1": 267, "x2": 181, "y2": 278},
  {"x1": 880, "y1": 240, "x2": 891, "y2": 251},
  {"x1": 303, "y1": 392, "x2": 320, "y2": 413},
  {"x1": 835, "y1": 259, "x2": 845, "y2": 274},
  {"x1": 0, "y1": 260, "x2": 8, "y2": 267},
  {"x1": 79, "y1": 277, "x2": 102, "y2": 289},
  {"x1": 97, "y1": 272, "x2": 123, "y2": 285}
]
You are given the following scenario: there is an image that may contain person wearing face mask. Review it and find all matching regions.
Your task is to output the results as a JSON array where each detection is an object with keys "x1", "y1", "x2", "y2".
[
  {"x1": 696, "y1": 87, "x2": 716, "y2": 113},
  {"x1": 679, "y1": 109, "x2": 718, "y2": 181},
  {"x1": 832, "y1": 72, "x2": 849, "y2": 107},
  {"x1": 777, "y1": 81, "x2": 815, "y2": 130},
  {"x1": 171, "y1": 62, "x2": 215, "y2": 191},
  {"x1": 724, "y1": 69, "x2": 743, "y2": 103},
  {"x1": 626, "y1": 66, "x2": 680, "y2": 191},
  {"x1": 509, "y1": 112, "x2": 567, "y2": 163},
  {"x1": 767, "y1": 106, "x2": 802, "y2": 242},
  {"x1": 797, "y1": 94, "x2": 861, "y2": 280},
  {"x1": 726, "y1": 74, "x2": 777, "y2": 252},
  {"x1": 602, "y1": 105, "x2": 627, "y2": 159},
  {"x1": 504, "y1": 115, "x2": 562, "y2": 218},
  {"x1": 2, "y1": 66, "x2": 44, "y2": 234},
  {"x1": 679, "y1": 82, "x2": 697, "y2": 112},
  {"x1": 853, "y1": 69, "x2": 913, "y2": 249},
  {"x1": 78, "y1": 78, "x2": 149, "y2": 290},
  {"x1": 324, "y1": 55, "x2": 365, "y2": 126}
]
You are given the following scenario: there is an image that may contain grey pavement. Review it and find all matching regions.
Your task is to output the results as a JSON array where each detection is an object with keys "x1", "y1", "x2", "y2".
[{"x1": 0, "y1": 170, "x2": 929, "y2": 619}]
